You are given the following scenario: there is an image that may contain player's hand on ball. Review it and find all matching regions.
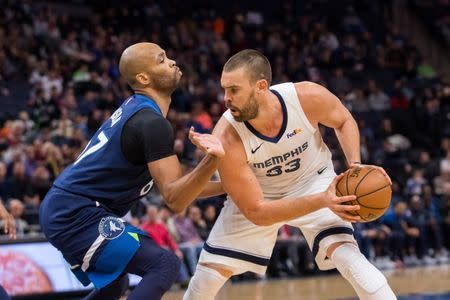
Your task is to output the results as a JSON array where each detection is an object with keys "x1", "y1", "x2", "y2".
[
  {"x1": 350, "y1": 163, "x2": 392, "y2": 185},
  {"x1": 189, "y1": 127, "x2": 225, "y2": 158},
  {"x1": 323, "y1": 173, "x2": 361, "y2": 222}
]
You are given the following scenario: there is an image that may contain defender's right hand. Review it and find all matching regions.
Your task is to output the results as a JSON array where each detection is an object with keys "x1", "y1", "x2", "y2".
[
  {"x1": 189, "y1": 127, "x2": 225, "y2": 158},
  {"x1": 322, "y1": 173, "x2": 361, "y2": 223}
]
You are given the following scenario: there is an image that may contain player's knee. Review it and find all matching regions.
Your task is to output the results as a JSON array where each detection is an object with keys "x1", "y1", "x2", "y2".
[
  {"x1": 331, "y1": 243, "x2": 387, "y2": 294},
  {"x1": 157, "y1": 250, "x2": 181, "y2": 291},
  {"x1": 326, "y1": 241, "x2": 352, "y2": 258}
]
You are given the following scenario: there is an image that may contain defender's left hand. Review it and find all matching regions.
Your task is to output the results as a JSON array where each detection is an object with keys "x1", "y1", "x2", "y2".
[{"x1": 189, "y1": 127, "x2": 225, "y2": 158}]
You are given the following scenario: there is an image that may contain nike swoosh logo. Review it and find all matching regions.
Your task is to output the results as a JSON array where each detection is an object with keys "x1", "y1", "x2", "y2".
[
  {"x1": 251, "y1": 143, "x2": 264, "y2": 154},
  {"x1": 317, "y1": 167, "x2": 327, "y2": 174}
]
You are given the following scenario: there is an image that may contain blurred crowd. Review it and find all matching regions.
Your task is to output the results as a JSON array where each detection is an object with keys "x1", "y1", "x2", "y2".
[
  {"x1": 410, "y1": 0, "x2": 450, "y2": 46},
  {"x1": 1, "y1": 0, "x2": 450, "y2": 282}
]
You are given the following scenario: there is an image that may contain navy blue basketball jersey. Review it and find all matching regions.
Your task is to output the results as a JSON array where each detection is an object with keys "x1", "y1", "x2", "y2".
[{"x1": 54, "y1": 94, "x2": 162, "y2": 215}]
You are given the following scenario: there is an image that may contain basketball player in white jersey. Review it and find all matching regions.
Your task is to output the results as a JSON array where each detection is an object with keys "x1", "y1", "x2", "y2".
[{"x1": 184, "y1": 50, "x2": 396, "y2": 300}]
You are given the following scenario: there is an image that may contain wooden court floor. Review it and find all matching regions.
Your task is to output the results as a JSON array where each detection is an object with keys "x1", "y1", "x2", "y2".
[{"x1": 162, "y1": 265, "x2": 450, "y2": 300}]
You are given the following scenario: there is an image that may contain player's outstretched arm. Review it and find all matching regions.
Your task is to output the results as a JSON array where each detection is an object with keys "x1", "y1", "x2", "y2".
[
  {"x1": 188, "y1": 127, "x2": 225, "y2": 198},
  {"x1": 196, "y1": 181, "x2": 225, "y2": 199},
  {"x1": 215, "y1": 118, "x2": 360, "y2": 226},
  {"x1": 0, "y1": 200, "x2": 16, "y2": 239},
  {"x1": 148, "y1": 132, "x2": 224, "y2": 213},
  {"x1": 294, "y1": 81, "x2": 392, "y2": 184},
  {"x1": 294, "y1": 82, "x2": 360, "y2": 167}
]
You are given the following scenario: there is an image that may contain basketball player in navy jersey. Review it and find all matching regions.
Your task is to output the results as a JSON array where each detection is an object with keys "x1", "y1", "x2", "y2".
[
  {"x1": 39, "y1": 42, "x2": 225, "y2": 300},
  {"x1": 0, "y1": 200, "x2": 15, "y2": 300},
  {"x1": 184, "y1": 50, "x2": 396, "y2": 299}
]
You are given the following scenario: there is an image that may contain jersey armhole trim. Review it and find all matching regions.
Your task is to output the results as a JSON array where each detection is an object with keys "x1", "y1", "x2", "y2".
[
  {"x1": 290, "y1": 82, "x2": 316, "y2": 134},
  {"x1": 223, "y1": 113, "x2": 251, "y2": 163}
]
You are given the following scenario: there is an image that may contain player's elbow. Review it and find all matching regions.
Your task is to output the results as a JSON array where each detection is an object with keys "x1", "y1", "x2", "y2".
[
  {"x1": 249, "y1": 218, "x2": 273, "y2": 226},
  {"x1": 163, "y1": 195, "x2": 185, "y2": 213},
  {"x1": 245, "y1": 207, "x2": 274, "y2": 226},
  {"x1": 166, "y1": 201, "x2": 185, "y2": 214}
]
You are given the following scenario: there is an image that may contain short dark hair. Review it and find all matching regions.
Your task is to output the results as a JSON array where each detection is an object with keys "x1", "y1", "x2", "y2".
[{"x1": 223, "y1": 49, "x2": 272, "y2": 86}]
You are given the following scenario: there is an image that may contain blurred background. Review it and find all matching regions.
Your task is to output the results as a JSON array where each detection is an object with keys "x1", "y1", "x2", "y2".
[{"x1": 0, "y1": 0, "x2": 449, "y2": 299}]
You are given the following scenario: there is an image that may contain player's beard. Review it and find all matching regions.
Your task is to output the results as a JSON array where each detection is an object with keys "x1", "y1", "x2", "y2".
[
  {"x1": 233, "y1": 91, "x2": 259, "y2": 122},
  {"x1": 152, "y1": 68, "x2": 181, "y2": 94}
]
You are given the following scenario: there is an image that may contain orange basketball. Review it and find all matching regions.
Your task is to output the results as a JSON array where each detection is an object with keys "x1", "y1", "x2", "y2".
[{"x1": 336, "y1": 166, "x2": 391, "y2": 222}]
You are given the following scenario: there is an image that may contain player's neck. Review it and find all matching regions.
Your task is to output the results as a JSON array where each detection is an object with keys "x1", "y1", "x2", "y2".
[
  {"x1": 247, "y1": 92, "x2": 282, "y2": 137},
  {"x1": 133, "y1": 88, "x2": 171, "y2": 117}
]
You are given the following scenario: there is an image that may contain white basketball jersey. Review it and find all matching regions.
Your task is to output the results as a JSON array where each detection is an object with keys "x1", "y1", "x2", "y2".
[{"x1": 223, "y1": 82, "x2": 333, "y2": 200}]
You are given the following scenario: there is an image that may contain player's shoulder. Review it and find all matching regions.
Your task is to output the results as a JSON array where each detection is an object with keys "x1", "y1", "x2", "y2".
[
  {"x1": 293, "y1": 81, "x2": 328, "y2": 97},
  {"x1": 125, "y1": 108, "x2": 172, "y2": 138},
  {"x1": 293, "y1": 81, "x2": 335, "y2": 109},
  {"x1": 131, "y1": 108, "x2": 168, "y2": 126}
]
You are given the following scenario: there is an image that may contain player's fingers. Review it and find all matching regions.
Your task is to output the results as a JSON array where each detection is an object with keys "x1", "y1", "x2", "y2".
[
  {"x1": 375, "y1": 166, "x2": 392, "y2": 185},
  {"x1": 333, "y1": 173, "x2": 346, "y2": 184},
  {"x1": 194, "y1": 134, "x2": 216, "y2": 142},
  {"x1": 333, "y1": 195, "x2": 356, "y2": 204},
  {"x1": 197, "y1": 139, "x2": 215, "y2": 148},
  {"x1": 333, "y1": 203, "x2": 360, "y2": 212},
  {"x1": 188, "y1": 127, "x2": 201, "y2": 140},
  {"x1": 335, "y1": 212, "x2": 361, "y2": 223},
  {"x1": 190, "y1": 134, "x2": 207, "y2": 146}
]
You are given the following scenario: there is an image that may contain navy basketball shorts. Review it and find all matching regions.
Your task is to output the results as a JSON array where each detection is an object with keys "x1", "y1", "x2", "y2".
[{"x1": 39, "y1": 186, "x2": 145, "y2": 289}]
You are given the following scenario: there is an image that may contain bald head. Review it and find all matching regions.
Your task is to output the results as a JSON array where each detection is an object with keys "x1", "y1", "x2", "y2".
[
  {"x1": 119, "y1": 42, "x2": 161, "y2": 88},
  {"x1": 119, "y1": 42, "x2": 181, "y2": 93}
]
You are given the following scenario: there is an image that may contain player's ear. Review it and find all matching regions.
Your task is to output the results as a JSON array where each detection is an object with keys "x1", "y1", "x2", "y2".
[
  {"x1": 136, "y1": 72, "x2": 150, "y2": 85},
  {"x1": 256, "y1": 79, "x2": 268, "y2": 92}
]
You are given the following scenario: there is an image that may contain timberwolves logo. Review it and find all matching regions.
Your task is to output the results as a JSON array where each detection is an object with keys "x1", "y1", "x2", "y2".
[{"x1": 99, "y1": 217, "x2": 125, "y2": 240}]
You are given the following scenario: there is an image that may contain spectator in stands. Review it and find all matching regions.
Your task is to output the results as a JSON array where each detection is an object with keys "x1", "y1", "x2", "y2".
[
  {"x1": 442, "y1": 183, "x2": 450, "y2": 250},
  {"x1": 29, "y1": 165, "x2": 51, "y2": 202},
  {"x1": 203, "y1": 204, "x2": 217, "y2": 232},
  {"x1": 354, "y1": 220, "x2": 390, "y2": 260},
  {"x1": 158, "y1": 205, "x2": 179, "y2": 242},
  {"x1": 3, "y1": 199, "x2": 29, "y2": 237},
  {"x1": 29, "y1": 89, "x2": 59, "y2": 130},
  {"x1": 172, "y1": 208, "x2": 204, "y2": 275},
  {"x1": 328, "y1": 68, "x2": 352, "y2": 95},
  {"x1": 141, "y1": 205, "x2": 190, "y2": 284},
  {"x1": 383, "y1": 201, "x2": 421, "y2": 266},
  {"x1": 422, "y1": 185, "x2": 446, "y2": 261},
  {"x1": 405, "y1": 169, "x2": 427, "y2": 196},
  {"x1": 188, "y1": 205, "x2": 210, "y2": 241},
  {"x1": 409, "y1": 195, "x2": 427, "y2": 259},
  {"x1": 6, "y1": 161, "x2": 31, "y2": 201},
  {"x1": 367, "y1": 80, "x2": 390, "y2": 112},
  {"x1": 191, "y1": 101, "x2": 213, "y2": 133},
  {"x1": 417, "y1": 150, "x2": 439, "y2": 182}
]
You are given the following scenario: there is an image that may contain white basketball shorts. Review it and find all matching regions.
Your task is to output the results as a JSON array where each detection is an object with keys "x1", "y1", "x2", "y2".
[{"x1": 198, "y1": 168, "x2": 357, "y2": 274}]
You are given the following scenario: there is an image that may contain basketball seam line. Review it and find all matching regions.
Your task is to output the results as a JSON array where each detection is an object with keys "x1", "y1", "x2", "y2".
[
  {"x1": 357, "y1": 183, "x2": 391, "y2": 200},
  {"x1": 353, "y1": 168, "x2": 377, "y2": 195},
  {"x1": 336, "y1": 185, "x2": 342, "y2": 196},
  {"x1": 356, "y1": 185, "x2": 391, "y2": 209},
  {"x1": 345, "y1": 170, "x2": 350, "y2": 195}
]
